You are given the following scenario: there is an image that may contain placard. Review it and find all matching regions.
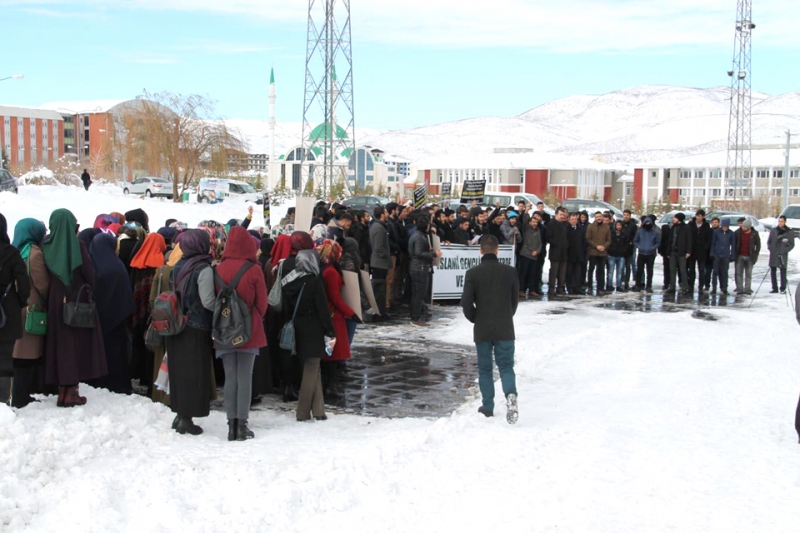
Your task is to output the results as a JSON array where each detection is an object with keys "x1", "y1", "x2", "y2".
[
  {"x1": 294, "y1": 196, "x2": 316, "y2": 232},
  {"x1": 431, "y1": 234, "x2": 441, "y2": 268},
  {"x1": 262, "y1": 193, "x2": 271, "y2": 227},
  {"x1": 432, "y1": 244, "x2": 516, "y2": 300},
  {"x1": 342, "y1": 270, "x2": 362, "y2": 320},
  {"x1": 413, "y1": 183, "x2": 428, "y2": 209},
  {"x1": 459, "y1": 180, "x2": 487, "y2": 203},
  {"x1": 359, "y1": 270, "x2": 380, "y2": 316},
  {"x1": 440, "y1": 182, "x2": 452, "y2": 197}
]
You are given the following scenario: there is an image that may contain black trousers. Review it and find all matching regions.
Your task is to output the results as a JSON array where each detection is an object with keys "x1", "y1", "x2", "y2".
[
  {"x1": 635, "y1": 254, "x2": 656, "y2": 288},
  {"x1": 567, "y1": 260, "x2": 583, "y2": 293},
  {"x1": 589, "y1": 256, "x2": 606, "y2": 291},
  {"x1": 712, "y1": 257, "x2": 730, "y2": 291},
  {"x1": 548, "y1": 261, "x2": 567, "y2": 294},
  {"x1": 410, "y1": 270, "x2": 430, "y2": 321},
  {"x1": 370, "y1": 267, "x2": 388, "y2": 315},
  {"x1": 687, "y1": 256, "x2": 706, "y2": 290},
  {"x1": 518, "y1": 255, "x2": 540, "y2": 293},
  {"x1": 662, "y1": 255, "x2": 671, "y2": 287},
  {"x1": 795, "y1": 394, "x2": 800, "y2": 442},
  {"x1": 771, "y1": 267, "x2": 788, "y2": 291}
]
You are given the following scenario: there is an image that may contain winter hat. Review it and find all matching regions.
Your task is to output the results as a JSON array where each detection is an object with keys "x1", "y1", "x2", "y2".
[
  {"x1": 507, "y1": 211, "x2": 518, "y2": 219},
  {"x1": 721, "y1": 218, "x2": 731, "y2": 228},
  {"x1": 643, "y1": 216, "x2": 653, "y2": 227},
  {"x1": 743, "y1": 218, "x2": 752, "y2": 229},
  {"x1": 675, "y1": 213, "x2": 686, "y2": 222}
]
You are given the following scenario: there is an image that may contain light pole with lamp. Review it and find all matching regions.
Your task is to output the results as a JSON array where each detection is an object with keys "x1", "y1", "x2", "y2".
[{"x1": 0, "y1": 74, "x2": 24, "y2": 83}]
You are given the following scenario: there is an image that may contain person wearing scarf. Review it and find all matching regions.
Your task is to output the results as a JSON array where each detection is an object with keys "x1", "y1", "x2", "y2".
[
  {"x1": 124, "y1": 208, "x2": 150, "y2": 233},
  {"x1": 165, "y1": 229, "x2": 215, "y2": 435},
  {"x1": 118, "y1": 221, "x2": 147, "y2": 272},
  {"x1": 281, "y1": 249, "x2": 336, "y2": 421},
  {"x1": 88, "y1": 233, "x2": 135, "y2": 394},
  {"x1": 259, "y1": 233, "x2": 293, "y2": 400},
  {"x1": 213, "y1": 227, "x2": 267, "y2": 440},
  {"x1": 94, "y1": 214, "x2": 117, "y2": 234},
  {"x1": 317, "y1": 240, "x2": 359, "y2": 401},
  {"x1": 0, "y1": 213, "x2": 31, "y2": 405},
  {"x1": 78, "y1": 228, "x2": 101, "y2": 249},
  {"x1": 10, "y1": 219, "x2": 49, "y2": 408},
  {"x1": 110, "y1": 212, "x2": 126, "y2": 226},
  {"x1": 148, "y1": 241, "x2": 182, "y2": 407},
  {"x1": 42, "y1": 208, "x2": 107, "y2": 407},
  {"x1": 128, "y1": 233, "x2": 166, "y2": 394}
]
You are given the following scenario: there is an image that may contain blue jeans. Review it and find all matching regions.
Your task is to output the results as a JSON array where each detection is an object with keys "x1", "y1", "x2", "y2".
[
  {"x1": 607, "y1": 256, "x2": 625, "y2": 288},
  {"x1": 475, "y1": 340, "x2": 517, "y2": 412},
  {"x1": 345, "y1": 318, "x2": 357, "y2": 345}
]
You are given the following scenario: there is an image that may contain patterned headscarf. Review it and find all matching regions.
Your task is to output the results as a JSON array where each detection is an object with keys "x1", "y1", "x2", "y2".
[
  {"x1": 310, "y1": 224, "x2": 328, "y2": 247},
  {"x1": 316, "y1": 239, "x2": 342, "y2": 266}
]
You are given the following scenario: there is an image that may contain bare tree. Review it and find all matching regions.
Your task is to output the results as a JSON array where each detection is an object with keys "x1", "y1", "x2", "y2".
[{"x1": 118, "y1": 91, "x2": 246, "y2": 201}]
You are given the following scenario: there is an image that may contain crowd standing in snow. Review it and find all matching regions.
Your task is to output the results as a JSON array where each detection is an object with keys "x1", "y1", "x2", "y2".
[{"x1": 0, "y1": 198, "x2": 796, "y2": 434}]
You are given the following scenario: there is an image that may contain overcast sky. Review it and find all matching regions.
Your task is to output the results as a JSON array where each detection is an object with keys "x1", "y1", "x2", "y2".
[{"x1": 1, "y1": 0, "x2": 799, "y2": 130}]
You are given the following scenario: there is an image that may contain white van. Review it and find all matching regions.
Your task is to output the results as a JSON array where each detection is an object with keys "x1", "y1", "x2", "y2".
[
  {"x1": 227, "y1": 180, "x2": 262, "y2": 204},
  {"x1": 480, "y1": 192, "x2": 555, "y2": 216},
  {"x1": 779, "y1": 204, "x2": 800, "y2": 236}
]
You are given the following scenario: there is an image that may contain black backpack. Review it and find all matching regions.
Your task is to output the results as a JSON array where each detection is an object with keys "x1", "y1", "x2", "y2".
[{"x1": 212, "y1": 262, "x2": 256, "y2": 350}]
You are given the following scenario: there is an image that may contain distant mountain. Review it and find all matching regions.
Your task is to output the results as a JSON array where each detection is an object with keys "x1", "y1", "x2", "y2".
[{"x1": 230, "y1": 85, "x2": 800, "y2": 165}]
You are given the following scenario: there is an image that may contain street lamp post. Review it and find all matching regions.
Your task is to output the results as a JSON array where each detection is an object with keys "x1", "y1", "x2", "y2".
[{"x1": 0, "y1": 74, "x2": 24, "y2": 83}]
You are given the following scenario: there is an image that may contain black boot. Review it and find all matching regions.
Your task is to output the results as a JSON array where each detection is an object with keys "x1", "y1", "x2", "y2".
[
  {"x1": 0, "y1": 377, "x2": 10, "y2": 406},
  {"x1": 236, "y1": 419, "x2": 255, "y2": 441},
  {"x1": 228, "y1": 419, "x2": 237, "y2": 441},
  {"x1": 175, "y1": 416, "x2": 203, "y2": 435},
  {"x1": 282, "y1": 384, "x2": 298, "y2": 403},
  {"x1": 11, "y1": 366, "x2": 36, "y2": 408}
]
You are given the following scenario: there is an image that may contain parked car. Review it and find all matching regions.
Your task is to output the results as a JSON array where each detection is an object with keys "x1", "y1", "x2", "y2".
[
  {"x1": 657, "y1": 210, "x2": 696, "y2": 226},
  {"x1": 779, "y1": 205, "x2": 800, "y2": 236},
  {"x1": 227, "y1": 179, "x2": 262, "y2": 204},
  {"x1": 122, "y1": 177, "x2": 173, "y2": 199},
  {"x1": 341, "y1": 195, "x2": 388, "y2": 210},
  {"x1": 707, "y1": 212, "x2": 767, "y2": 232},
  {"x1": 561, "y1": 198, "x2": 638, "y2": 223},
  {"x1": 0, "y1": 168, "x2": 18, "y2": 193}
]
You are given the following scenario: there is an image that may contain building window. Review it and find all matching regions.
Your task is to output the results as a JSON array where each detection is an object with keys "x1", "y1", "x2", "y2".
[
  {"x1": 711, "y1": 189, "x2": 721, "y2": 197},
  {"x1": 756, "y1": 169, "x2": 769, "y2": 178},
  {"x1": 679, "y1": 171, "x2": 691, "y2": 179},
  {"x1": 679, "y1": 189, "x2": 688, "y2": 196},
  {"x1": 651, "y1": 171, "x2": 657, "y2": 178},
  {"x1": 791, "y1": 189, "x2": 800, "y2": 197},
  {"x1": 710, "y1": 170, "x2": 723, "y2": 178},
  {"x1": 694, "y1": 189, "x2": 706, "y2": 197},
  {"x1": 791, "y1": 170, "x2": 800, "y2": 178},
  {"x1": 774, "y1": 170, "x2": 784, "y2": 178},
  {"x1": 774, "y1": 189, "x2": 782, "y2": 197},
  {"x1": 695, "y1": 171, "x2": 705, "y2": 179}
]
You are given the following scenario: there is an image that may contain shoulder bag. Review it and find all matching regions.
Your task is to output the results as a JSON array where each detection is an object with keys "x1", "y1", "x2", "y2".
[
  {"x1": 268, "y1": 260, "x2": 285, "y2": 312},
  {"x1": 278, "y1": 283, "x2": 305, "y2": 355},
  {"x1": 63, "y1": 284, "x2": 96, "y2": 329},
  {"x1": 23, "y1": 257, "x2": 48, "y2": 336}
]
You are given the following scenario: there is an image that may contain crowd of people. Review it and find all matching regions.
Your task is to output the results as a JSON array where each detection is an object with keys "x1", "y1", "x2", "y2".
[{"x1": 0, "y1": 198, "x2": 795, "y2": 434}]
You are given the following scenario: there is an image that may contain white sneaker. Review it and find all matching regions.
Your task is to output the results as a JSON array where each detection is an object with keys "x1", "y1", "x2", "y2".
[{"x1": 506, "y1": 393, "x2": 518, "y2": 425}]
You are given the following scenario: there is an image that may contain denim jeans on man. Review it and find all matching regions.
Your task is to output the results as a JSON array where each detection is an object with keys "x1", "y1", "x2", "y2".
[
  {"x1": 476, "y1": 340, "x2": 517, "y2": 412},
  {"x1": 607, "y1": 256, "x2": 625, "y2": 289}
]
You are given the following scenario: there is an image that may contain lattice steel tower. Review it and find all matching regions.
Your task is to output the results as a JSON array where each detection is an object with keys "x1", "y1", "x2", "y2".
[
  {"x1": 725, "y1": 0, "x2": 755, "y2": 208},
  {"x1": 300, "y1": 0, "x2": 355, "y2": 196}
]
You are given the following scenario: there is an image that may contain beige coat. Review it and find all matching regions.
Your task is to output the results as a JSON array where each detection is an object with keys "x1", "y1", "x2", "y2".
[{"x1": 13, "y1": 246, "x2": 50, "y2": 360}]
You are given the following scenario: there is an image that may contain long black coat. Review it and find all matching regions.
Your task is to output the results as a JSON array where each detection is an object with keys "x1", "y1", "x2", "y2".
[
  {"x1": 689, "y1": 220, "x2": 713, "y2": 260},
  {"x1": 0, "y1": 244, "x2": 30, "y2": 343},
  {"x1": 282, "y1": 274, "x2": 336, "y2": 361},
  {"x1": 546, "y1": 220, "x2": 569, "y2": 262},
  {"x1": 460, "y1": 255, "x2": 519, "y2": 343}
]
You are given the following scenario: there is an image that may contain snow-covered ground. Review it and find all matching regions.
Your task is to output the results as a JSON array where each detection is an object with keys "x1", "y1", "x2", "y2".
[{"x1": 1, "y1": 184, "x2": 799, "y2": 532}]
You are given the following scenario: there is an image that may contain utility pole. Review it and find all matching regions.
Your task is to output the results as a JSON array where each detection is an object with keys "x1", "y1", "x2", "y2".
[{"x1": 783, "y1": 130, "x2": 792, "y2": 211}]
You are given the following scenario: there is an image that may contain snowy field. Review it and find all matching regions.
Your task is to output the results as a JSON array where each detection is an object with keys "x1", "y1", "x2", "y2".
[{"x1": 2, "y1": 185, "x2": 800, "y2": 532}]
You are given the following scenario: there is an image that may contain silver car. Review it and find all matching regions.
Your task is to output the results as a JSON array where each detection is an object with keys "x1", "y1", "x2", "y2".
[
  {"x1": 0, "y1": 168, "x2": 18, "y2": 194},
  {"x1": 122, "y1": 177, "x2": 173, "y2": 199}
]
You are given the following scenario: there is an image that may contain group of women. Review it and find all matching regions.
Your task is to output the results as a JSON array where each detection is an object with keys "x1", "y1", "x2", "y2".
[{"x1": 0, "y1": 205, "x2": 361, "y2": 441}]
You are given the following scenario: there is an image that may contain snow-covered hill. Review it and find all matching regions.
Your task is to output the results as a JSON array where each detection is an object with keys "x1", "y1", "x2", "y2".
[{"x1": 351, "y1": 85, "x2": 800, "y2": 164}]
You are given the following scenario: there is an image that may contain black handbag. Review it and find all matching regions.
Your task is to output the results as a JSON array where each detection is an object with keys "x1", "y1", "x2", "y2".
[
  {"x1": 63, "y1": 284, "x2": 96, "y2": 329},
  {"x1": 279, "y1": 283, "x2": 305, "y2": 355}
]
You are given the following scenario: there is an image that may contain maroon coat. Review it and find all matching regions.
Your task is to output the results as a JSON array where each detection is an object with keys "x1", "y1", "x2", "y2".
[
  {"x1": 214, "y1": 227, "x2": 268, "y2": 350},
  {"x1": 321, "y1": 264, "x2": 355, "y2": 361}
]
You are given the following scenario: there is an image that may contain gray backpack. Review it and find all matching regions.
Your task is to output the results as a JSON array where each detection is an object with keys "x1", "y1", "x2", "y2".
[{"x1": 212, "y1": 262, "x2": 255, "y2": 350}]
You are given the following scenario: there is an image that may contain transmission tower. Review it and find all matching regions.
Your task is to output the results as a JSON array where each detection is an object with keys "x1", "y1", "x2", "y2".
[
  {"x1": 724, "y1": 0, "x2": 755, "y2": 210},
  {"x1": 300, "y1": 0, "x2": 355, "y2": 196}
]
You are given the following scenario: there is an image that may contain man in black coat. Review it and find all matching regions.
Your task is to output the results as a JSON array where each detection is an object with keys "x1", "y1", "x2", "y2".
[
  {"x1": 687, "y1": 209, "x2": 713, "y2": 293},
  {"x1": 667, "y1": 213, "x2": 693, "y2": 295},
  {"x1": 460, "y1": 235, "x2": 519, "y2": 424},
  {"x1": 81, "y1": 169, "x2": 91, "y2": 191},
  {"x1": 621, "y1": 210, "x2": 638, "y2": 290},
  {"x1": 546, "y1": 207, "x2": 569, "y2": 295},
  {"x1": 658, "y1": 222, "x2": 672, "y2": 289},
  {"x1": 566, "y1": 212, "x2": 585, "y2": 295}
]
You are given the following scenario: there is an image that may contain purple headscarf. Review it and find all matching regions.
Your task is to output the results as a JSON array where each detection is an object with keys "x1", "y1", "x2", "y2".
[{"x1": 174, "y1": 229, "x2": 212, "y2": 288}]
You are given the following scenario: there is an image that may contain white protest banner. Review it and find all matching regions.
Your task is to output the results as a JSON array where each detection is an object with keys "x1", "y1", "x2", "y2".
[
  {"x1": 342, "y1": 270, "x2": 363, "y2": 320},
  {"x1": 432, "y1": 244, "x2": 516, "y2": 300},
  {"x1": 359, "y1": 270, "x2": 380, "y2": 314},
  {"x1": 295, "y1": 196, "x2": 316, "y2": 232}
]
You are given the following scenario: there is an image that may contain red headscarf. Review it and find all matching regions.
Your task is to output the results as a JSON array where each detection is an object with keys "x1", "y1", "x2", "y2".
[
  {"x1": 130, "y1": 233, "x2": 167, "y2": 269},
  {"x1": 270, "y1": 234, "x2": 292, "y2": 264},
  {"x1": 110, "y1": 212, "x2": 126, "y2": 225},
  {"x1": 289, "y1": 231, "x2": 314, "y2": 256},
  {"x1": 108, "y1": 223, "x2": 123, "y2": 235}
]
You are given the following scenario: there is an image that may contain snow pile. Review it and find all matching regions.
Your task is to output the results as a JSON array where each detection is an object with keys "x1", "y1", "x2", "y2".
[{"x1": 16, "y1": 168, "x2": 58, "y2": 187}]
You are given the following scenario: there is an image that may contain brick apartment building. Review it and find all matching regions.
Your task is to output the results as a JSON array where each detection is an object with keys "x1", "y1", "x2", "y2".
[{"x1": 0, "y1": 106, "x2": 64, "y2": 171}]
